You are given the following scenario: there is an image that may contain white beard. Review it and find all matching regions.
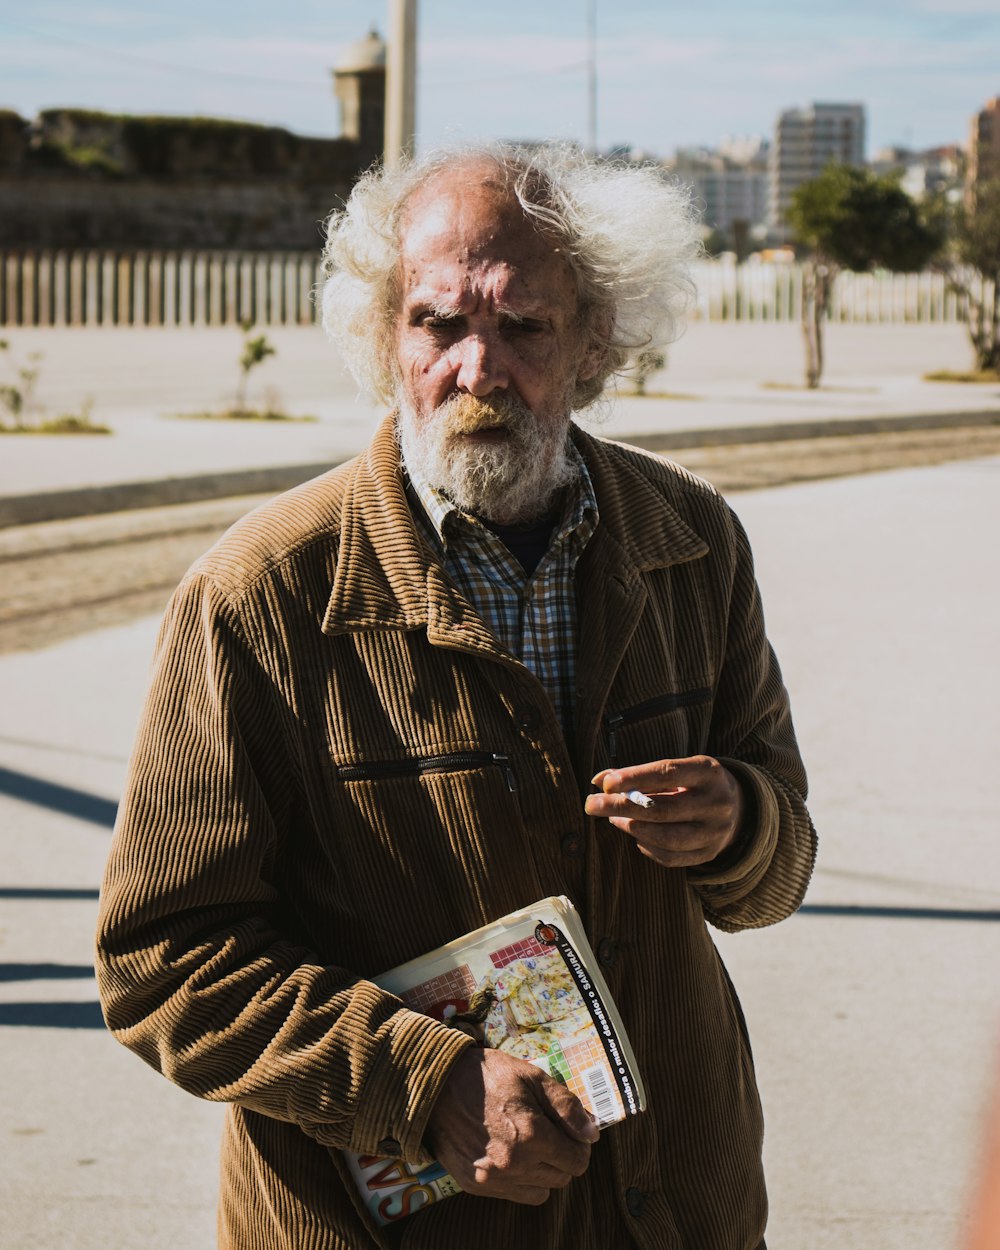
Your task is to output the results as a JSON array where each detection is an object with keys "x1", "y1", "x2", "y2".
[{"x1": 397, "y1": 391, "x2": 577, "y2": 524}]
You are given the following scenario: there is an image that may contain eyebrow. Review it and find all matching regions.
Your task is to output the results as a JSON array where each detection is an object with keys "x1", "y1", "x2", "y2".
[{"x1": 406, "y1": 298, "x2": 544, "y2": 324}]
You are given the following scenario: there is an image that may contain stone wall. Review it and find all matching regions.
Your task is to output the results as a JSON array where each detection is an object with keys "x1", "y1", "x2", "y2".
[{"x1": 0, "y1": 109, "x2": 376, "y2": 249}]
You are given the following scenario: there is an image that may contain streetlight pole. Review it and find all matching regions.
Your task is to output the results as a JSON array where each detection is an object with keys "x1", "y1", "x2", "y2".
[
  {"x1": 586, "y1": 0, "x2": 597, "y2": 155},
  {"x1": 385, "y1": 0, "x2": 417, "y2": 169}
]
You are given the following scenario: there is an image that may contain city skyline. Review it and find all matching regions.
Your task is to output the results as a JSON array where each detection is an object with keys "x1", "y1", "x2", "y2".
[{"x1": 1, "y1": 1, "x2": 997, "y2": 159}]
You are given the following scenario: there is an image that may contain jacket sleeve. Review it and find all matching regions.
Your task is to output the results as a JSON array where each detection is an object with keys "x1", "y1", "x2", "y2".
[
  {"x1": 686, "y1": 507, "x2": 817, "y2": 931},
  {"x1": 95, "y1": 571, "x2": 472, "y2": 1163}
]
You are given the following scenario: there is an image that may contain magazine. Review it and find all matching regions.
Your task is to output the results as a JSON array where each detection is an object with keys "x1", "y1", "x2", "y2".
[{"x1": 342, "y1": 895, "x2": 645, "y2": 1226}]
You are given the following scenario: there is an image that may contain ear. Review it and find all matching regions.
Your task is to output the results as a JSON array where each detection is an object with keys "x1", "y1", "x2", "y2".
[
  {"x1": 576, "y1": 338, "x2": 606, "y2": 383},
  {"x1": 576, "y1": 307, "x2": 612, "y2": 383}
]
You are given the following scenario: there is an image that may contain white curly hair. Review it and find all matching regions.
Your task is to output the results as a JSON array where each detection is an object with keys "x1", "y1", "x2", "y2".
[{"x1": 319, "y1": 142, "x2": 701, "y2": 411}]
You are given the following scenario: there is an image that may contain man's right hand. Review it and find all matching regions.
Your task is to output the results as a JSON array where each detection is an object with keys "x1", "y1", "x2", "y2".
[{"x1": 423, "y1": 1046, "x2": 599, "y2": 1204}]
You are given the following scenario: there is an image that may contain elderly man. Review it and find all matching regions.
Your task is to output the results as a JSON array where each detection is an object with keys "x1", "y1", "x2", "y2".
[{"x1": 97, "y1": 145, "x2": 815, "y2": 1250}]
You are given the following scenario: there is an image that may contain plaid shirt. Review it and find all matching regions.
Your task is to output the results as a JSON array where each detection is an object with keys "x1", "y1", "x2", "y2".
[{"x1": 406, "y1": 441, "x2": 599, "y2": 736}]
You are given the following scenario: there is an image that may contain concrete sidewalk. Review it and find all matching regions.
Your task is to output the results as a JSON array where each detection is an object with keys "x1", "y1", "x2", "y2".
[
  {"x1": 1, "y1": 321, "x2": 998, "y2": 524},
  {"x1": 1, "y1": 454, "x2": 998, "y2": 1248}
]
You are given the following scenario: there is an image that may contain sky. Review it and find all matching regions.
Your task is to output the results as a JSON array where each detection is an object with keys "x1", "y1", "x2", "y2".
[{"x1": 0, "y1": 0, "x2": 998, "y2": 159}]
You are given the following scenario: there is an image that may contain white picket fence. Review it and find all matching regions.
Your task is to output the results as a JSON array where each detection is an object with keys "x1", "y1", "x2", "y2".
[
  {"x1": 691, "y1": 260, "x2": 973, "y2": 324},
  {"x1": 0, "y1": 250, "x2": 321, "y2": 328},
  {"x1": 0, "y1": 248, "x2": 986, "y2": 328}
]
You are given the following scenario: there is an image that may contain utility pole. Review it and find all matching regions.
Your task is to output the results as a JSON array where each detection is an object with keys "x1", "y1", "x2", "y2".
[
  {"x1": 586, "y1": 0, "x2": 597, "y2": 155},
  {"x1": 385, "y1": 0, "x2": 417, "y2": 169}
]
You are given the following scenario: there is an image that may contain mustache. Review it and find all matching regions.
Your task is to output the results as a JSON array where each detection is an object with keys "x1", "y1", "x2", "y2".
[{"x1": 439, "y1": 392, "x2": 532, "y2": 435}]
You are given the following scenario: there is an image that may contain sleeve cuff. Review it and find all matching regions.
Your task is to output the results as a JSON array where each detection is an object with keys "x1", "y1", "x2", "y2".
[
  {"x1": 686, "y1": 758, "x2": 779, "y2": 890},
  {"x1": 347, "y1": 1008, "x2": 476, "y2": 1165}
]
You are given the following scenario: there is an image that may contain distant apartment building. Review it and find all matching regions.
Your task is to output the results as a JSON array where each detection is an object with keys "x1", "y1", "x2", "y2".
[
  {"x1": 966, "y1": 96, "x2": 1000, "y2": 204},
  {"x1": 768, "y1": 102, "x2": 866, "y2": 233},
  {"x1": 870, "y1": 144, "x2": 964, "y2": 202},
  {"x1": 667, "y1": 137, "x2": 769, "y2": 246}
]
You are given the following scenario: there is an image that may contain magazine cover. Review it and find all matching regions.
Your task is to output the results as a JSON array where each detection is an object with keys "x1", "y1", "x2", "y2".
[{"x1": 343, "y1": 895, "x2": 645, "y2": 1226}]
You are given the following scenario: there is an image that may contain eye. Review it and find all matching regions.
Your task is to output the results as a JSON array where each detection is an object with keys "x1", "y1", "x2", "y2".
[
  {"x1": 503, "y1": 317, "x2": 548, "y2": 336},
  {"x1": 419, "y1": 313, "x2": 461, "y2": 334}
]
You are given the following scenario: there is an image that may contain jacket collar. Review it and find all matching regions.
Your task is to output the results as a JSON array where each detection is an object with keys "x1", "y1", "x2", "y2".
[
  {"x1": 321, "y1": 415, "x2": 708, "y2": 643},
  {"x1": 571, "y1": 424, "x2": 709, "y2": 581}
]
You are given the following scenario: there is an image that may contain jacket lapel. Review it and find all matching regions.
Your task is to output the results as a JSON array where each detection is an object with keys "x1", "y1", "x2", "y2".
[
  {"x1": 571, "y1": 428, "x2": 710, "y2": 767},
  {"x1": 321, "y1": 416, "x2": 513, "y2": 663}
]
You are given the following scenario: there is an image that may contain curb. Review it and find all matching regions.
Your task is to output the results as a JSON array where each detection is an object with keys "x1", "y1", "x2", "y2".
[
  {"x1": 613, "y1": 408, "x2": 1000, "y2": 452},
  {"x1": 0, "y1": 461, "x2": 344, "y2": 530},
  {"x1": 1, "y1": 408, "x2": 998, "y2": 529}
]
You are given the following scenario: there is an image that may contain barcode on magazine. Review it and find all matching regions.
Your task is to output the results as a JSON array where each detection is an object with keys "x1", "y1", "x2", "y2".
[{"x1": 581, "y1": 1062, "x2": 617, "y2": 1125}]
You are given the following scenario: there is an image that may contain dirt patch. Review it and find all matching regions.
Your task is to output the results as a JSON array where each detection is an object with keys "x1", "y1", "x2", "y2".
[{"x1": 661, "y1": 425, "x2": 1000, "y2": 493}]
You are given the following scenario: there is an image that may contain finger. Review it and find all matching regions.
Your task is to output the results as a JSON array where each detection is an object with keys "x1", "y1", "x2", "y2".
[
  {"x1": 591, "y1": 764, "x2": 684, "y2": 794},
  {"x1": 533, "y1": 1072, "x2": 600, "y2": 1144},
  {"x1": 469, "y1": 1119, "x2": 591, "y2": 1190},
  {"x1": 466, "y1": 1171, "x2": 553, "y2": 1205},
  {"x1": 593, "y1": 756, "x2": 718, "y2": 795},
  {"x1": 635, "y1": 841, "x2": 724, "y2": 869},
  {"x1": 585, "y1": 789, "x2": 696, "y2": 821},
  {"x1": 523, "y1": 1157, "x2": 589, "y2": 1189},
  {"x1": 610, "y1": 817, "x2": 717, "y2": 852}
]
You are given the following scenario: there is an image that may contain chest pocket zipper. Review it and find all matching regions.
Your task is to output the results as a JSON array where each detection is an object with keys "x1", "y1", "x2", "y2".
[
  {"x1": 606, "y1": 688, "x2": 712, "y2": 765},
  {"x1": 337, "y1": 751, "x2": 517, "y2": 792}
]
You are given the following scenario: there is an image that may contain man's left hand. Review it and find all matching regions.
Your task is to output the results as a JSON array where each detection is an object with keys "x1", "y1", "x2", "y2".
[{"x1": 585, "y1": 756, "x2": 744, "y2": 869}]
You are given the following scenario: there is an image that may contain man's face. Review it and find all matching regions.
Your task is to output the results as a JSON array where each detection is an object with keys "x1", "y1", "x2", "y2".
[{"x1": 393, "y1": 164, "x2": 599, "y2": 523}]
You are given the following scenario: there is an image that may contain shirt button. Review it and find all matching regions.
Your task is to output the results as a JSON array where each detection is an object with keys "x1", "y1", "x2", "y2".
[
  {"x1": 376, "y1": 1137, "x2": 401, "y2": 1157},
  {"x1": 625, "y1": 1186, "x2": 646, "y2": 1217},
  {"x1": 560, "y1": 832, "x2": 584, "y2": 859},
  {"x1": 597, "y1": 937, "x2": 619, "y2": 967}
]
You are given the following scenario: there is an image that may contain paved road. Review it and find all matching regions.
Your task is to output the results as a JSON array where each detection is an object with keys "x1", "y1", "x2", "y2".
[
  {"x1": 1, "y1": 456, "x2": 998, "y2": 1249},
  {"x1": 5, "y1": 424, "x2": 1000, "y2": 656}
]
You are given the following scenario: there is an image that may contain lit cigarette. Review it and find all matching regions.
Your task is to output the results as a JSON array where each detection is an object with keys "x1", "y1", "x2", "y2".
[{"x1": 626, "y1": 789, "x2": 654, "y2": 809}]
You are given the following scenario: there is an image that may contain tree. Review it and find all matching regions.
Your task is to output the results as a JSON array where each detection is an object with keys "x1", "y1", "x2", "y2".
[
  {"x1": 235, "y1": 320, "x2": 276, "y2": 414},
  {"x1": 787, "y1": 165, "x2": 943, "y2": 388},
  {"x1": 946, "y1": 181, "x2": 1000, "y2": 373},
  {"x1": 631, "y1": 349, "x2": 665, "y2": 396}
]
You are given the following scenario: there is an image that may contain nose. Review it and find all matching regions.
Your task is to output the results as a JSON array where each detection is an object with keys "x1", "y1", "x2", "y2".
[{"x1": 454, "y1": 331, "x2": 508, "y2": 396}]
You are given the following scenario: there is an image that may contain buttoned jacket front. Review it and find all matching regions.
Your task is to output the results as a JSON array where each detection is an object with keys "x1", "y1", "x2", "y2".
[{"x1": 97, "y1": 416, "x2": 816, "y2": 1250}]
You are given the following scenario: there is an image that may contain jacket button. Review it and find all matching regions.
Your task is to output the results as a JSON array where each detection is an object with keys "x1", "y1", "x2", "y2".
[
  {"x1": 516, "y1": 705, "x2": 540, "y2": 732},
  {"x1": 560, "y1": 832, "x2": 584, "y2": 859},
  {"x1": 597, "y1": 937, "x2": 619, "y2": 967},
  {"x1": 377, "y1": 1137, "x2": 401, "y2": 1157},
  {"x1": 625, "y1": 1186, "x2": 646, "y2": 1217}
]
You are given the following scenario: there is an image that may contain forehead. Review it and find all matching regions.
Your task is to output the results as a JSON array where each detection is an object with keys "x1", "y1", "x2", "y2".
[{"x1": 397, "y1": 166, "x2": 578, "y2": 314}]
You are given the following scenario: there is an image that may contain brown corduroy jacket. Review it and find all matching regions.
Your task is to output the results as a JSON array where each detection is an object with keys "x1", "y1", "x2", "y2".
[{"x1": 96, "y1": 416, "x2": 815, "y2": 1250}]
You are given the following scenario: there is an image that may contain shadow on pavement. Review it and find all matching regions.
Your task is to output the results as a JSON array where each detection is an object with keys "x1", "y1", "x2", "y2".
[
  {"x1": 0, "y1": 765, "x2": 118, "y2": 828},
  {"x1": 0, "y1": 887, "x2": 99, "y2": 900},
  {"x1": 0, "y1": 1001, "x2": 105, "y2": 1029},
  {"x1": 800, "y1": 903, "x2": 1000, "y2": 921},
  {"x1": 0, "y1": 962, "x2": 95, "y2": 982}
]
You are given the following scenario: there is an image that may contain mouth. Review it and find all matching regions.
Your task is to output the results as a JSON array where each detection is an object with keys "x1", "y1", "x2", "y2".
[
  {"x1": 456, "y1": 424, "x2": 510, "y2": 442},
  {"x1": 450, "y1": 410, "x2": 509, "y2": 433},
  {"x1": 440, "y1": 392, "x2": 529, "y2": 449}
]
